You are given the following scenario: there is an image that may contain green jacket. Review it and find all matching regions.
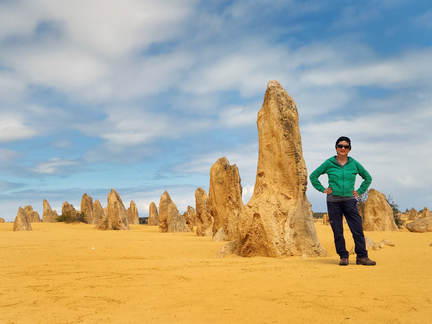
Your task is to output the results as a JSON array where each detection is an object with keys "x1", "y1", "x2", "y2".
[{"x1": 309, "y1": 156, "x2": 372, "y2": 197}]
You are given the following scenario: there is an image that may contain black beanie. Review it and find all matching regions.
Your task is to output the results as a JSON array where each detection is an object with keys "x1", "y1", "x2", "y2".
[{"x1": 335, "y1": 136, "x2": 351, "y2": 149}]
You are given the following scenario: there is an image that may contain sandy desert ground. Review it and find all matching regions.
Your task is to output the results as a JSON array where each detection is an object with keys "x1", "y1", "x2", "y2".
[{"x1": 1, "y1": 222, "x2": 432, "y2": 324}]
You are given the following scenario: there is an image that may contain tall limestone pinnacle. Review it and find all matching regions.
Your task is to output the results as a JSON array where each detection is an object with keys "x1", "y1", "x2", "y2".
[{"x1": 237, "y1": 80, "x2": 328, "y2": 257}]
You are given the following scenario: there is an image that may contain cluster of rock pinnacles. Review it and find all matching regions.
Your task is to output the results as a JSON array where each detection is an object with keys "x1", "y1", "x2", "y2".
[{"x1": 10, "y1": 80, "x2": 432, "y2": 254}]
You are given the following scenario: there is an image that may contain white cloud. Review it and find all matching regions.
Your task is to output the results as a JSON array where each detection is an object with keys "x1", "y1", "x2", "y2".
[
  {"x1": 217, "y1": 104, "x2": 258, "y2": 128},
  {"x1": 32, "y1": 158, "x2": 80, "y2": 174},
  {"x1": 301, "y1": 49, "x2": 432, "y2": 88},
  {"x1": 0, "y1": 118, "x2": 36, "y2": 143},
  {"x1": 7, "y1": 47, "x2": 110, "y2": 88}
]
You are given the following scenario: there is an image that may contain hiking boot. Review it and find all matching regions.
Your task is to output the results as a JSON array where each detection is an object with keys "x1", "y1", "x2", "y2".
[
  {"x1": 339, "y1": 258, "x2": 349, "y2": 266},
  {"x1": 356, "y1": 257, "x2": 376, "y2": 266}
]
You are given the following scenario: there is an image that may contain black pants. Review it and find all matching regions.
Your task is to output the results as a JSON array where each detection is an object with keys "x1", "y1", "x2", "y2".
[{"x1": 327, "y1": 199, "x2": 367, "y2": 259}]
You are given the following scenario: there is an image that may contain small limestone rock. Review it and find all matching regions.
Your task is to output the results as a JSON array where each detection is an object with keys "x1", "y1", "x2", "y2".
[
  {"x1": 148, "y1": 202, "x2": 159, "y2": 226},
  {"x1": 24, "y1": 205, "x2": 41, "y2": 222},
  {"x1": 42, "y1": 199, "x2": 59, "y2": 222},
  {"x1": 158, "y1": 191, "x2": 190, "y2": 233},
  {"x1": 377, "y1": 239, "x2": 395, "y2": 249},
  {"x1": 62, "y1": 201, "x2": 77, "y2": 219},
  {"x1": 0, "y1": 218, "x2": 5, "y2": 223},
  {"x1": 349, "y1": 237, "x2": 379, "y2": 255},
  {"x1": 182, "y1": 206, "x2": 196, "y2": 232},
  {"x1": 95, "y1": 189, "x2": 130, "y2": 230},
  {"x1": 406, "y1": 217, "x2": 432, "y2": 233},
  {"x1": 406, "y1": 208, "x2": 418, "y2": 221},
  {"x1": 92, "y1": 200, "x2": 105, "y2": 225},
  {"x1": 195, "y1": 187, "x2": 213, "y2": 236},
  {"x1": 362, "y1": 189, "x2": 398, "y2": 231},
  {"x1": 13, "y1": 207, "x2": 32, "y2": 231},
  {"x1": 419, "y1": 207, "x2": 432, "y2": 218},
  {"x1": 215, "y1": 240, "x2": 239, "y2": 258},
  {"x1": 81, "y1": 193, "x2": 94, "y2": 224},
  {"x1": 127, "y1": 200, "x2": 139, "y2": 225},
  {"x1": 209, "y1": 157, "x2": 243, "y2": 241},
  {"x1": 212, "y1": 227, "x2": 228, "y2": 242},
  {"x1": 322, "y1": 213, "x2": 330, "y2": 225}
]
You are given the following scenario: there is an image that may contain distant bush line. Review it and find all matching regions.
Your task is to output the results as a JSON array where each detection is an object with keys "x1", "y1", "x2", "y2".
[{"x1": 57, "y1": 211, "x2": 86, "y2": 223}]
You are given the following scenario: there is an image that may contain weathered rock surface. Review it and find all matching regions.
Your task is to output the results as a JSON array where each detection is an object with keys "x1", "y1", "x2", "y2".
[
  {"x1": 158, "y1": 191, "x2": 190, "y2": 233},
  {"x1": 13, "y1": 207, "x2": 32, "y2": 231},
  {"x1": 350, "y1": 237, "x2": 394, "y2": 254},
  {"x1": 349, "y1": 237, "x2": 379, "y2": 255},
  {"x1": 212, "y1": 227, "x2": 228, "y2": 242},
  {"x1": 362, "y1": 189, "x2": 398, "y2": 231},
  {"x1": 182, "y1": 206, "x2": 196, "y2": 232},
  {"x1": 148, "y1": 202, "x2": 159, "y2": 226},
  {"x1": 24, "y1": 205, "x2": 41, "y2": 222},
  {"x1": 406, "y1": 216, "x2": 432, "y2": 233},
  {"x1": 237, "y1": 80, "x2": 328, "y2": 258},
  {"x1": 209, "y1": 157, "x2": 243, "y2": 241},
  {"x1": 195, "y1": 188, "x2": 213, "y2": 236},
  {"x1": 215, "y1": 240, "x2": 239, "y2": 258},
  {"x1": 0, "y1": 218, "x2": 5, "y2": 223},
  {"x1": 92, "y1": 200, "x2": 105, "y2": 225},
  {"x1": 407, "y1": 208, "x2": 418, "y2": 221},
  {"x1": 377, "y1": 239, "x2": 395, "y2": 248},
  {"x1": 62, "y1": 201, "x2": 77, "y2": 218},
  {"x1": 42, "y1": 199, "x2": 59, "y2": 222},
  {"x1": 419, "y1": 207, "x2": 432, "y2": 218},
  {"x1": 95, "y1": 189, "x2": 130, "y2": 230},
  {"x1": 81, "y1": 193, "x2": 94, "y2": 224},
  {"x1": 127, "y1": 200, "x2": 139, "y2": 225}
]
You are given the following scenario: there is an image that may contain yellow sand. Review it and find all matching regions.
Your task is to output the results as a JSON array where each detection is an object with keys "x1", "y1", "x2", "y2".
[{"x1": 1, "y1": 222, "x2": 432, "y2": 324}]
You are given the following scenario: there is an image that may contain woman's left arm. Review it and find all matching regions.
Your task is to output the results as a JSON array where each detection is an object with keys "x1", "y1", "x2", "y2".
[{"x1": 356, "y1": 161, "x2": 372, "y2": 195}]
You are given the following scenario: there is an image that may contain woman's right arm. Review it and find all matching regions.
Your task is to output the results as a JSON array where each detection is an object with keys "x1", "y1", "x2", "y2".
[{"x1": 309, "y1": 160, "x2": 329, "y2": 193}]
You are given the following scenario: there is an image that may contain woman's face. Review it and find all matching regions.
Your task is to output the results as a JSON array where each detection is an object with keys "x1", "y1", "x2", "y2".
[{"x1": 336, "y1": 140, "x2": 350, "y2": 156}]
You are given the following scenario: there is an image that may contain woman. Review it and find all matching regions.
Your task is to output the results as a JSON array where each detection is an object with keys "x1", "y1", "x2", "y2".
[{"x1": 310, "y1": 136, "x2": 375, "y2": 266}]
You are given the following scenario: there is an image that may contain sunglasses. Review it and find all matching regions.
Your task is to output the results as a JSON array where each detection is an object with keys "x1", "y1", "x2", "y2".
[{"x1": 337, "y1": 144, "x2": 350, "y2": 149}]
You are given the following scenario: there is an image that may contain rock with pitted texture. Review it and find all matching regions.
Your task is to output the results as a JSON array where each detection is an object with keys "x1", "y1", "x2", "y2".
[
  {"x1": 195, "y1": 187, "x2": 213, "y2": 236},
  {"x1": 182, "y1": 206, "x2": 196, "y2": 232},
  {"x1": 24, "y1": 205, "x2": 41, "y2": 222},
  {"x1": 362, "y1": 189, "x2": 398, "y2": 231},
  {"x1": 92, "y1": 200, "x2": 105, "y2": 225},
  {"x1": 13, "y1": 207, "x2": 32, "y2": 231},
  {"x1": 127, "y1": 200, "x2": 139, "y2": 225},
  {"x1": 148, "y1": 202, "x2": 159, "y2": 226},
  {"x1": 81, "y1": 193, "x2": 94, "y2": 224},
  {"x1": 209, "y1": 157, "x2": 243, "y2": 241},
  {"x1": 158, "y1": 191, "x2": 190, "y2": 233},
  {"x1": 95, "y1": 189, "x2": 130, "y2": 230},
  {"x1": 237, "y1": 80, "x2": 328, "y2": 258},
  {"x1": 43, "y1": 199, "x2": 59, "y2": 222}
]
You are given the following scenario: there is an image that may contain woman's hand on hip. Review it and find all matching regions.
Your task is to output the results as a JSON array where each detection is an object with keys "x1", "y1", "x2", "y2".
[
  {"x1": 323, "y1": 188, "x2": 333, "y2": 194},
  {"x1": 352, "y1": 190, "x2": 359, "y2": 198}
]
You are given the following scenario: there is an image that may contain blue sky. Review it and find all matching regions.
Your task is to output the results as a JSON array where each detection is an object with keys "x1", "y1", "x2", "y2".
[{"x1": 1, "y1": 0, "x2": 432, "y2": 221}]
